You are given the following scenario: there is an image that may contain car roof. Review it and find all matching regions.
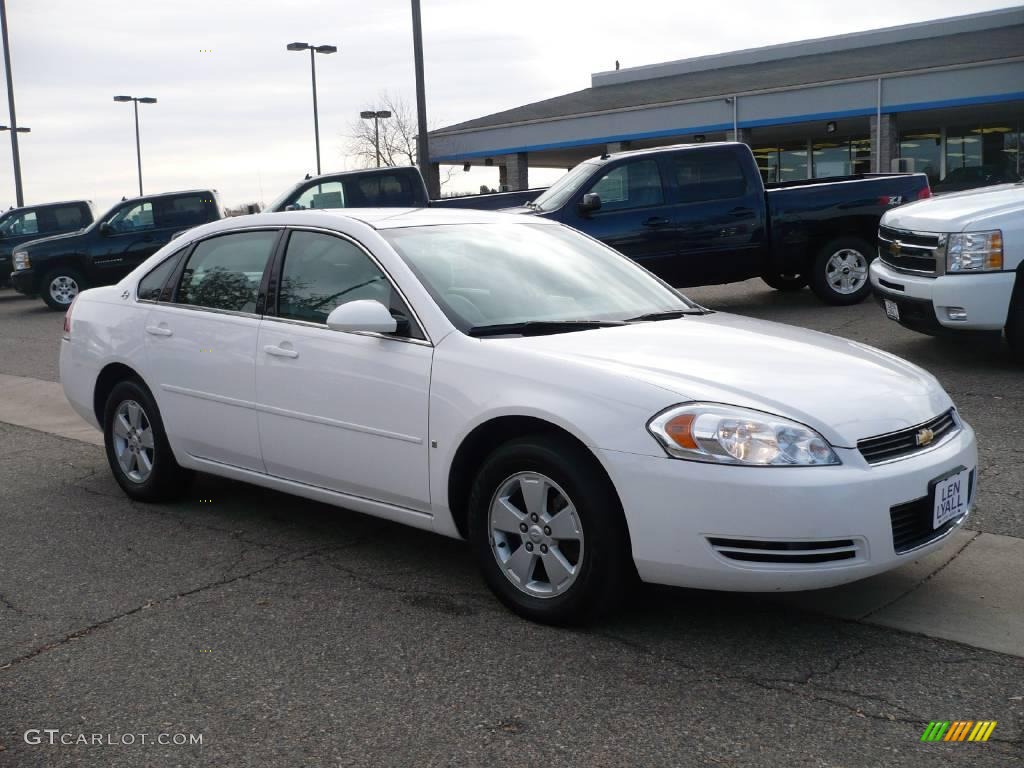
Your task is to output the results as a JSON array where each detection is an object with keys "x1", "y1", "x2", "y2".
[
  {"x1": 3, "y1": 199, "x2": 92, "y2": 212},
  {"x1": 119, "y1": 189, "x2": 217, "y2": 202},
  {"x1": 251, "y1": 207, "x2": 554, "y2": 230}
]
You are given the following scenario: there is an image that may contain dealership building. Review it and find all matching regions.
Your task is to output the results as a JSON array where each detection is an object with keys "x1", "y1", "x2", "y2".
[{"x1": 428, "y1": 6, "x2": 1024, "y2": 192}]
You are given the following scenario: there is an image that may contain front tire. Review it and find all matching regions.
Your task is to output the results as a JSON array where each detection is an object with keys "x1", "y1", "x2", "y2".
[
  {"x1": 41, "y1": 267, "x2": 86, "y2": 311},
  {"x1": 103, "y1": 379, "x2": 193, "y2": 501},
  {"x1": 809, "y1": 237, "x2": 874, "y2": 305},
  {"x1": 1006, "y1": 281, "x2": 1024, "y2": 364},
  {"x1": 467, "y1": 434, "x2": 633, "y2": 625}
]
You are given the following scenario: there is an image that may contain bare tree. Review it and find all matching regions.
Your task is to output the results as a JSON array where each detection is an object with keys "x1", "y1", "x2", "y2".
[{"x1": 345, "y1": 92, "x2": 456, "y2": 189}]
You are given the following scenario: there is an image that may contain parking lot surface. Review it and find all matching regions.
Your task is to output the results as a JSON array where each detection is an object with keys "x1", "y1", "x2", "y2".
[{"x1": 1, "y1": 282, "x2": 1022, "y2": 766}]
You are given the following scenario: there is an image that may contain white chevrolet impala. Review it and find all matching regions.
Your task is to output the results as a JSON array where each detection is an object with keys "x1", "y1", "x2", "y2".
[{"x1": 60, "y1": 209, "x2": 977, "y2": 623}]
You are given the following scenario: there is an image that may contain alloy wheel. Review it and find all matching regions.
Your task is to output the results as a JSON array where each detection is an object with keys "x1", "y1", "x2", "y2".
[
  {"x1": 824, "y1": 248, "x2": 868, "y2": 295},
  {"x1": 488, "y1": 471, "x2": 585, "y2": 598},
  {"x1": 48, "y1": 275, "x2": 79, "y2": 306},
  {"x1": 111, "y1": 399, "x2": 155, "y2": 483}
]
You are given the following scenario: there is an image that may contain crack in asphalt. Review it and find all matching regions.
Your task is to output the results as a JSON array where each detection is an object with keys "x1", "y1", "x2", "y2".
[
  {"x1": 0, "y1": 544, "x2": 339, "y2": 672},
  {"x1": 0, "y1": 593, "x2": 33, "y2": 617}
]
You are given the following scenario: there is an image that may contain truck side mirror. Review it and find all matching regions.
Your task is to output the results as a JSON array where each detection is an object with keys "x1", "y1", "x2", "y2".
[
  {"x1": 578, "y1": 193, "x2": 602, "y2": 215},
  {"x1": 99, "y1": 222, "x2": 112, "y2": 236}
]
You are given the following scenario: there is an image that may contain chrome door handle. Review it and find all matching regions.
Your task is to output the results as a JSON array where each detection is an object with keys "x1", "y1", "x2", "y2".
[
  {"x1": 145, "y1": 325, "x2": 173, "y2": 337},
  {"x1": 264, "y1": 345, "x2": 299, "y2": 359}
]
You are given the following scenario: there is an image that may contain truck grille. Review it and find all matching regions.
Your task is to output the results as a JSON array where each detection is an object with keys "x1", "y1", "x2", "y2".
[
  {"x1": 707, "y1": 537, "x2": 860, "y2": 564},
  {"x1": 858, "y1": 409, "x2": 958, "y2": 465},
  {"x1": 890, "y1": 470, "x2": 973, "y2": 553},
  {"x1": 877, "y1": 225, "x2": 942, "y2": 275}
]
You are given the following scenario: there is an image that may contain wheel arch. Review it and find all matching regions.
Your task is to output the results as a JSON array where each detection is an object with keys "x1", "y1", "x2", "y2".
[
  {"x1": 445, "y1": 414, "x2": 626, "y2": 543},
  {"x1": 93, "y1": 362, "x2": 150, "y2": 425}
]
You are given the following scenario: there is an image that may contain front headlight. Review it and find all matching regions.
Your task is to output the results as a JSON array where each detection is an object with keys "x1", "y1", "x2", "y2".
[
  {"x1": 12, "y1": 250, "x2": 30, "y2": 270},
  {"x1": 648, "y1": 403, "x2": 841, "y2": 466},
  {"x1": 946, "y1": 230, "x2": 1002, "y2": 272}
]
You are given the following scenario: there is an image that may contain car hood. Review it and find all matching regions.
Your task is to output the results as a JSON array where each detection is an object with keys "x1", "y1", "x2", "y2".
[
  {"x1": 498, "y1": 313, "x2": 951, "y2": 447},
  {"x1": 883, "y1": 183, "x2": 1024, "y2": 232}
]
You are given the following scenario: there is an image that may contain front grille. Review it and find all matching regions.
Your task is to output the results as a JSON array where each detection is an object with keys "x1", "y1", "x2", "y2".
[
  {"x1": 878, "y1": 225, "x2": 942, "y2": 275},
  {"x1": 858, "y1": 409, "x2": 958, "y2": 465},
  {"x1": 707, "y1": 537, "x2": 859, "y2": 565},
  {"x1": 890, "y1": 470, "x2": 973, "y2": 553}
]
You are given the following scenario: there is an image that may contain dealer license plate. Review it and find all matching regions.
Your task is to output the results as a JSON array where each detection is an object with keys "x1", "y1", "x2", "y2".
[
  {"x1": 932, "y1": 467, "x2": 971, "y2": 529},
  {"x1": 884, "y1": 299, "x2": 900, "y2": 321}
]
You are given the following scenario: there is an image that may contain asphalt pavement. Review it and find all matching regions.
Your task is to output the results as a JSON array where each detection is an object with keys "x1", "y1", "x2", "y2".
[{"x1": 0, "y1": 281, "x2": 1022, "y2": 767}]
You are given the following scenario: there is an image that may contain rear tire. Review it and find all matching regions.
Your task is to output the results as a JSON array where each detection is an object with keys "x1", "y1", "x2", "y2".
[
  {"x1": 103, "y1": 379, "x2": 193, "y2": 501},
  {"x1": 761, "y1": 271, "x2": 808, "y2": 292},
  {"x1": 809, "y1": 237, "x2": 874, "y2": 306},
  {"x1": 467, "y1": 434, "x2": 633, "y2": 625},
  {"x1": 41, "y1": 267, "x2": 86, "y2": 311},
  {"x1": 1005, "y1": 278, "x2": 1024, "y2": 364}
]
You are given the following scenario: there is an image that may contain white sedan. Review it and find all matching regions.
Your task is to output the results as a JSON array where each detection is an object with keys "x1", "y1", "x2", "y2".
[{"x1": 60, "y1": 208, "x2": 977, "y2": 624}]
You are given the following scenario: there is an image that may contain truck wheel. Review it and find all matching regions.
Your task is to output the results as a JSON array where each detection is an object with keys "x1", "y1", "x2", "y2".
[
  {"x1": 810, "y1": 237, "x2": 874, "y2": 306},
  {"x1": 761, "y1": 271, "x2": 807, "y2": 292},
  {"x1": 41, "y1": 267, "x2": 86, "y2": 311},
  {"x1": 1006, "y1": 280, "x2": 1024, "y2": 364}
]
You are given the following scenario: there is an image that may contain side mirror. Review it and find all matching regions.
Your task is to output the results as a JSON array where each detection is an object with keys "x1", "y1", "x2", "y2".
[
  {"x1": 99, "y1": 222, "x2": 112, "y2": 236},
  {"x1": 284, "y1": 203, "x2": 303, "y2": 212},
  {"x1": 325, "y1": 300, "x2": 398, "y2": 334},
  {"x1": 578, "y1": 193, "x2": 602, "y2": 215}
]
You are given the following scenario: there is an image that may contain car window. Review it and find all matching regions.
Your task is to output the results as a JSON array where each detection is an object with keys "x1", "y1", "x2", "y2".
[
  {"x1": 155, "y1": 194, "x2": 214, "y2": 229},
  {"x1": 277, "y1": 230, "x2": 420, "y2": 337},
  {"x1": 352, "y1": 174, "x2": 414, "y2": 206},
  {"x1": 176, "y1": 231, "x2": 277, "y2": 313},
  {"x1": 53, "y1": 205, "x2": 85, "y2": 229},
  {"x1": 0, "y1": 210, "x2": 38, "y2": 236},
  {"x1": 107, "y1": 202, "x2": 155, "y2": 233},
  {"x1": 588, "y1": 159, "x2": 664, "y2": 211},
  {"x1": 137, "y1": 252, "x2": 183, "y2": 302},
  {"x1": 294, "y1": 181, "x2": 345, "y2": 210},
  {"x1": 670, "y1": 151, "x2": 748, "y2": 203}
]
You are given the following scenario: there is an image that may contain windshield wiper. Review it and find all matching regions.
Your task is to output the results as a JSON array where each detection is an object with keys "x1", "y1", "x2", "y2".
[
  {"x1": 466, "y1": 320, "x2": 625, "y2": 337},
  {"x1": 626, "y1": 309, "x2": 703, "y2": 322}
]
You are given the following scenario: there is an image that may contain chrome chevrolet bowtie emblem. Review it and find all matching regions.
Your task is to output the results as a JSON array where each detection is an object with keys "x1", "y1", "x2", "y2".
[
  {"x1": 890, "y1": 240, "x2": 902, "y2": 255},
  {"x1": 916, "y1": 427, "x2": 935, "y2": 447}
]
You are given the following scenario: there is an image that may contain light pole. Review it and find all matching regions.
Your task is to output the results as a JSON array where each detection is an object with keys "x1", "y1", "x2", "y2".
[
  {"x1": 360, "y1": 110, "x2": 391, "y2": 167},
  {"x1": 287, "y1": 42, "x2": 337, "y2": 176},
  {"x1": 1, "y1": 0, "x2": 26, "y2": 206},
  {"x1": 410, "y1": 0, "x2": 438, "y2": 197},
  {"x1": 113, "y1": 95, "x2": 157, "y2": 196}
]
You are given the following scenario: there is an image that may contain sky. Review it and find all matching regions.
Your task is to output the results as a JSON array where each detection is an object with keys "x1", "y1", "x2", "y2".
[{"x1": 0, "y1": 0, "x2": 1017, "y2": 213}]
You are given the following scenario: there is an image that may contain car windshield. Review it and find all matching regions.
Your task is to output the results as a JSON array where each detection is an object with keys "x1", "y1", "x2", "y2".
[
  {"x1": 530, "y1": 162, "x2": 597, "y2": 212},
  {"x1": 382, "y1": 222, "x2": 695, "y2": 333}
]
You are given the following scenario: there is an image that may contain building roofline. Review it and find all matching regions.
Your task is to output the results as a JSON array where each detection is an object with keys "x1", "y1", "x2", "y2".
[{"x1": 591, "y1": 5, "x2": 1024, "y2": 87}]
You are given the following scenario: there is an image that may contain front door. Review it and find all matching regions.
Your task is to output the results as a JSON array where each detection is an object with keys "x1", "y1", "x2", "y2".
[
  {"x1": 255, "y1": 229, "x2": 432, "y2": 512},
  {"x1": 143, "y1": 229, "x2": 280, "y2": 471},
  {"x1": 565, "y1": 157, "x2": 677, "y2": 275},
  {"x1": 93, "y1": 200, "x2": 166, "y2": 282}
]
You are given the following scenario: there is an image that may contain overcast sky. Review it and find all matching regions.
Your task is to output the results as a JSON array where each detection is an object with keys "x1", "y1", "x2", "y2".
[{"x1": 0, "y1": 0, "x2": 1016, "y2": 212}]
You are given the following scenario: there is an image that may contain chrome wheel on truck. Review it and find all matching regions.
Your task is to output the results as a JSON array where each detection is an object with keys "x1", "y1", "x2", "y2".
[{"x1": 810, "y1": 237, "x2": 874, "y2": 305}]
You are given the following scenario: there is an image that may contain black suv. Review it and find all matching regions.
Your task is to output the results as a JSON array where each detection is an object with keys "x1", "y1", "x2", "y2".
[
  {"x1": 0, "y1": 200, "x2": 94, "y2": 286},
  {"x1": 11, "y1": 190, "x2": 221, "y2": 309}
]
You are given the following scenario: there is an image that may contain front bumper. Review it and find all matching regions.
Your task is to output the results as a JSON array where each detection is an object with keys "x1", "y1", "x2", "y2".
[
  {"x1": 600, "y1": 421, "x2": 977, "y2": 592},
  {"x1": 10, "y1": 268, "x2": 36, "y2": 295},
  {"x1": 870, "y1": 260, "x2": 1015, "y2": 333}
]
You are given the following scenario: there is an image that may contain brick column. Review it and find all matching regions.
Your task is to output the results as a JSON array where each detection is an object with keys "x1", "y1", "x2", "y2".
[
  {"x1": 870, "y1": 113, "x2": 899, "y2": 173},
  {"x1": 499, "y1": 152, "x2": 529, "y2": 191},
  {"x1": 606, "y1": 141, "x2": 632, "y2": 153},
  {"x1": 733, "y1": 128, "x2": 751, "y2": 145}
]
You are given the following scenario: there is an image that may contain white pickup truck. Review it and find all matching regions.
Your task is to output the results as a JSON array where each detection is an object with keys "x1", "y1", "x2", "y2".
[{"x1": 870, "y1": 183, "x2": 1024, "y2": 359}]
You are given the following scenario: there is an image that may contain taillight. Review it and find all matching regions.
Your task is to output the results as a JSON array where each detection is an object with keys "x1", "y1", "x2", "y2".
[
  {"x1": 917, "y1": 185, "x2": 932, "y2": 200},
  {"x1": 62, "y1": 296, "x2": 77, "y2": 340}
]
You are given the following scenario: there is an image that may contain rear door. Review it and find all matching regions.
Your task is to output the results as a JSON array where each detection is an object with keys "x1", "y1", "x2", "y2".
[
  {"x1": 566, "y1": 157, "x2": 676, "y2": 272},
  {"x1": 143, "y1": 228, "x2": 280, "y2": 471},
  {"x1": 661, "y1": 148, "x2": 766, "y2": 286}
]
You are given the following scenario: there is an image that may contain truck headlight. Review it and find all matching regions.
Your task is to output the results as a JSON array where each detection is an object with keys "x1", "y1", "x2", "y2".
[
  {"x1": 946, "y1": 231, "x2": 1002, "y2": 272},
  {"x1": 648, "y1": 403, "x2": 841, "y2": 466},
  {"x1": 12, "y1": 251, "x2": 30, "y2": 270}
]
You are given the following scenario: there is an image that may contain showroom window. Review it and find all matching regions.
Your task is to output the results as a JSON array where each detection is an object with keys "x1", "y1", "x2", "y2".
[
  {"x1": 898, "y1": 130, "x2": 942, "y2": 184},
  {"x1": 946, "y1": 124, "x2": 1021, "y2": 178}
]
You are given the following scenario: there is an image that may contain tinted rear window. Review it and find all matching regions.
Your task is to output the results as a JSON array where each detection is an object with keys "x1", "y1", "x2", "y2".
[
  {"x1": 155, "y1": 195, "x2": 216, "y2": 229},
  {"x1": 670, "y1": 151, "x2": 748, "y2": 202}
]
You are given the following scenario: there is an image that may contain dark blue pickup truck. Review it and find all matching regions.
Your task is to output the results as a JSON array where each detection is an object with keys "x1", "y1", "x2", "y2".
[{"x1": 269, "y1": 143, "x2": 930, "y2": 305}]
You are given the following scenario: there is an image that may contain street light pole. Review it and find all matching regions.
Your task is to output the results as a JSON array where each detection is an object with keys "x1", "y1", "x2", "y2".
[
  {"x1": 0, "y1": 0, "x2": 26, "y2": 206},
  {"x1": 360, "y1": 110, "x2": 392, "y2": 168},
  {"x1": 114, "y1": 96, "x2": 157, "y2": 196},
  {"x1": 410, "y1": 0, "x2": 438, "y2": 197},
  {"x1": 288, "y1": 42, "x2": 337, "y2": 176}
]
